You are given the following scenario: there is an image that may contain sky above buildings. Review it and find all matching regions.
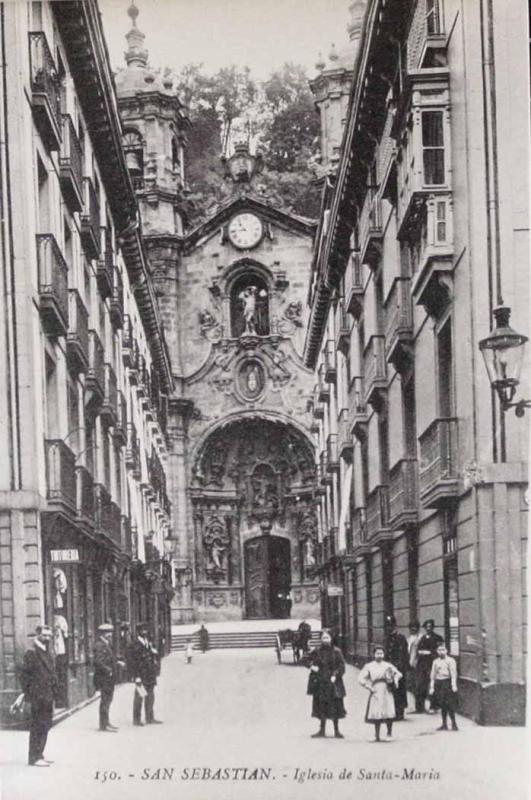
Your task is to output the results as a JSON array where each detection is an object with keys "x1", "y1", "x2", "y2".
[{"x1": 99, "y1": 0, "x2": 350, "y2": 79}]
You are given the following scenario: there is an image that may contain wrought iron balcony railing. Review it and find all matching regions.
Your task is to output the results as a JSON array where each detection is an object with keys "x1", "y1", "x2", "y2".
[
  {"x1": 36, "y1": 234, "x2": 69, "y2": 337},
  {"x1": 29, "y1": 32, "x2": 61, "y2": 150},
  {"x1": 419, "y1": 417, "x2": 459, "y2": 507},
  {"x1": 66, "y1": 289, "x2": 89, "y2": 374},
  {"x1": 80, "y1": 177, "x2": 100, "y2": 259},
  {"x1": 59, "y1": 115, "x2": 83, "y2": 212},
  {"x1": 45, "y1": 439, "x2": 77, "y2": 513},
  {"x1": 388, "y1": 458, "x2": 418, "y2": 528}
]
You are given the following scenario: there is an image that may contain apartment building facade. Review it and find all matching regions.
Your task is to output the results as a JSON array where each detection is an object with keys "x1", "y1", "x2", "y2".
[
  {"x1": 0, "y1": 0, "x2": 174, "y2": 721},
  {"x1": 305, "y1": 0, "x2": 529, "y2": 724}
]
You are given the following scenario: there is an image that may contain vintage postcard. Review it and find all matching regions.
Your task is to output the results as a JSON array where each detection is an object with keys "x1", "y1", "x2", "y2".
[{"x1": 0, "y1": 0, "x2": 528, "y2": 798}]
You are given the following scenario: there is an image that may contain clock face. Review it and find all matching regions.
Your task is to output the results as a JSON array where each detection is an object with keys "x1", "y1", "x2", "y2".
[{"x1": 228, "y1": 213, "x2": 263, "y2": 250}]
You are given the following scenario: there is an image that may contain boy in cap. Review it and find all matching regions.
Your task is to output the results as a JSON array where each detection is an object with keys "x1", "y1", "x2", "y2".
[
  {"x1": 19, "y1": 624, "x2": 58, "y2": 766},
  {"x1": 93, "y1": 623, "x2": 122, "y2": 732}
]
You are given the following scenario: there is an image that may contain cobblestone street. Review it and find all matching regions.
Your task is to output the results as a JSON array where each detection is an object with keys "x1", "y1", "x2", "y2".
[{"x1": 0, "y1": 650, "x2": 527, "y2": 800}]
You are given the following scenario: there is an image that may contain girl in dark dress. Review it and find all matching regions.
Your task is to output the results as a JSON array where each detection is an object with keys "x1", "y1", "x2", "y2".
[{"x1": 307, "y1": 630, "x2": 346, "y2": 738}]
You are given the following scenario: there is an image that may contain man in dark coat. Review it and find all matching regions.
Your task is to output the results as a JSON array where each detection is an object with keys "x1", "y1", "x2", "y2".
[
  {"x1": 198, "y1": 624, "x2": 209, "y2": 653},
  {"x1": 384, "y1": 615, "x2": 409, "y2": 720},
  {"x1": 93, "y1": 623, "x2": 120, "y2": 732},
  {"x1": 307, "y1": 630, "x2": 346, "y2": 738},
  {"x1": 130, "y1": 623, "x2": 162, "y2": 725},
  {"x1": 19, "y1": 624, "x2": 58, "y2": 766},
  {"x1": 415, "y1": 619, "x2": 444, "y2": 712}
]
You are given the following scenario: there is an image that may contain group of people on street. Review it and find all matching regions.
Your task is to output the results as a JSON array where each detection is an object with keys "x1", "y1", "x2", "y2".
[
  {"x1": 16, "y1": 619, "x2": 164, "y2": 766},
  {"x1": 307, "y1": 617, "x2": 459, "y2": 741}
]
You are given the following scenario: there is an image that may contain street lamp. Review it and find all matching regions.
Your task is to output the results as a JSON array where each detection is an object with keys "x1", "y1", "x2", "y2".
[{"x1": 479, "y1": 305, "x2": 530, "y2": 416}]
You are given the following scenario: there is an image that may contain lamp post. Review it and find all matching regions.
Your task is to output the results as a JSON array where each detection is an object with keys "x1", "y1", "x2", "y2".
[{"x1": 479, "y1": 305, "x2": 530, "y2": 417}]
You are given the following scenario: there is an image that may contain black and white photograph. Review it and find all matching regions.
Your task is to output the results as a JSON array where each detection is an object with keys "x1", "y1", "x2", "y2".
[{"x1": 0, "y1": 0, "x2": 529, "y2": 798}]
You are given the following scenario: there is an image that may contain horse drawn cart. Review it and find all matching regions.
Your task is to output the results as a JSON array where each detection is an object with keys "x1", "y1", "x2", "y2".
[{"x1": 275, "y1": 628, "x2": 312, "y2": 664}]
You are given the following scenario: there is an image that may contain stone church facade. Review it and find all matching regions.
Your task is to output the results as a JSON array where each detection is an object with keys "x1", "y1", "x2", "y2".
[{"x1": 116, "y1": 10, "x2": 321, "y2": 623}]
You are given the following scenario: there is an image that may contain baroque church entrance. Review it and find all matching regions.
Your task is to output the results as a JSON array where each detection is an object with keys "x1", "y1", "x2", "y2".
[{"x1": 190, "y1": 418, "x2": 320, "y2": 621}]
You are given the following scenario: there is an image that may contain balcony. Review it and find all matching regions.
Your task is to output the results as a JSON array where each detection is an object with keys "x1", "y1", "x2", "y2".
[
  {"x1": 125, "y1": 422, "x2": 141, "y2": 478},
  {"x1": 419, "y1": 417, "x2": 459, "y2": 507},
  {"x1": 75, "y1": 465, "x2": 94, "y2": 526},
  {"x1": 326, "y1": 433, "x2": 339, "y2": 473},
  {"x1": 407, "y1": 0, "x2": 446, "y2": 72},
  {"x1": 335, "y1": 301, "x2": 350, "y2": 354},
  {"x1": 317, "y1": 364, "x2": 330, "y2": 402},
  {"x1": 352, "y1": 507, "x2": 367, "y2": 548},
  {"x1": 345, "y1": 254, "x2": 364, "y2": 318},
  {"x1": 338, "y1": 408, "x2": 353, "y2": 461},
  {"x1": 66, "y1": 290, "x2": 89, "y2": 374},
  {"x1": 110, "y1": 269, "x2": 124, "y2": 330},
  {"x1": 320, "y1": 452, "x2": 332, "y2": 485},
  {"x1": 385, "y1": 277, "x2": 414, "y2": 372},
  {"x1": 363, "y1": 335, "x2": 387, "y2": 409},
  {"x1": 59, "y1": 115, "x2": 83, "y2": 212},
  {"x1": 36, "y1": 234, "x2": 69, "y2": 337},
  {"x1": 45, "y1": 439, "x2": 76, "y2": 514},
  {"x1": 80, "y1": 177, "x2": 100, "y2": 259},
  {"x1": 359, "y1": 193, "x2": 383, "y2": 268},
  {"x1": 122, "y1": 315, "x2": 139, "y2": 372},
  {"x1": 312, "y1": 386, "x2": 324, "y2": 419},
  {"x1": 101, "y1": 364, "x2": 118, "y2": 426},
  {"x1": 137, "y1": 355, "x2": 148, "y2": 398},
  {"x1": 323, "y1": 340, "x2": 337, "y2": 383},
  {"x1": 28, "y1": 32, "x2": 61, "y2": 151},
  {"x1": 97, "y1": 226, "x2": 114, "y2": 299},
  {"x1": 113, "y1": 391, "x2": 127, "y2": 446},
  {"x1": 366, "y1": 485, "x2": 392, "y2": 543},
  {"x1": 411, "y1": 194, "x2": 454, "y2": 319},
  {"x1": 94, "y1": 484, "x2": 121, "y2": 546},
  {"x1": 388, "y1": 458, "x2": 418, "y2": 529},
  {"x1": 122, "y1": 515, "x2": 133, "y2": 556},
  {"x1": 349, "y1": 376, "x2": 368, "y2": 440},
  {"x1": 86, "y1": 330, "x2": 105, "y2": 403}
]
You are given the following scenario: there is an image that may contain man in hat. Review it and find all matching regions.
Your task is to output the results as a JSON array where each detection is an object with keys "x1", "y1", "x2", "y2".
[
  {"x1": 383, "y1": 615, "x2": 409, "y2": 720},
  {"x1": 19, "y1": 624, "x2": 58, "y2": 766},
  {"x1": 415, "y1": 619, "x2": 443, "y2": 712},
  {"x1": 93, "y1": 623, "x2": 121, "y2": 732},
  {"x1": 130, "y1": 623, "x2": 162, "y2": 726}
]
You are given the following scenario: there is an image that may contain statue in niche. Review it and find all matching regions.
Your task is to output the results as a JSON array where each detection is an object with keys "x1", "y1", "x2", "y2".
[
  {"x1": 203, "y1": 518, "x2": 230, "y2": 583},
  {"x1": 209, "y1": 538, "x2": 226, "y2": 570},
  {"x1": 239, "y1": 286, "x2": 267, "y2": 335},
  {"x1": 303, "y1": 536, "x2": 316, "y2": 567}
]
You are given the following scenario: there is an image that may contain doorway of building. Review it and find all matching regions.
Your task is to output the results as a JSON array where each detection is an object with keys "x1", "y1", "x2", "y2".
[{"x1": 244, "y1": 535, "x2": 291, "y2": 619}]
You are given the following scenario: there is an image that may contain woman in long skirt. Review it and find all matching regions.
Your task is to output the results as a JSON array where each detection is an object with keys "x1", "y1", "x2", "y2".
[
  {"x1": 307, "y1": 630, "x2": 346, "y2": 738},
  {"x1": 359, "y1": 645, "x2": 402, "y2": 742}
]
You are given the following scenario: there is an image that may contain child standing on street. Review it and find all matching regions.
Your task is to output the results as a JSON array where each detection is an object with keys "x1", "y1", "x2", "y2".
[
  {"x1": 184, "y1": 638, "x2": 194, "y2": 664},
  {"x1": 358, "y1": 645, "x2": 402, "y2": 742},
  {"x1": 429, "y1": 643, "x2": 459, "y2": 731}
]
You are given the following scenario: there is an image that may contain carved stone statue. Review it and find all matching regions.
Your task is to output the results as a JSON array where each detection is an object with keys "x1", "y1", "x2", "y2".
[
  {"x1": 303, "y1": 536, "x2": 316, "y2": 567},
  {"x1": 239, "y1": 286, "x2": 267, "y2": 335},
  {"x1": 209, "y1": 538, "x2": 226, "y2": 570}
]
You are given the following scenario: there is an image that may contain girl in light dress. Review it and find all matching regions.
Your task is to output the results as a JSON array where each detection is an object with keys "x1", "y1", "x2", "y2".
[
  {"x1": 184, "y1": 638, "x2": 194, "y2": 664},
  {"x1": 358, "y1": 645, "x2": 402, "y2": 742}
]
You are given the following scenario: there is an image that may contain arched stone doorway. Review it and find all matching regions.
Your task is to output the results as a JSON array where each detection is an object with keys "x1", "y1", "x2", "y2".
[{"x1": 190, "y1": 418, "x2": 320, "y2": 621}]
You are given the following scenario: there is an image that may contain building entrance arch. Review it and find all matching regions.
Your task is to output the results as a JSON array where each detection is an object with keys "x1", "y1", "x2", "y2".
[{"x1": 190, "y1": 417, "x2": 319, "y2": 621}]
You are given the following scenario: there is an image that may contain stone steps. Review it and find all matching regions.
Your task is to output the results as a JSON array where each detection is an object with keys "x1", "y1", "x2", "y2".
[{"x1": 171, "y1": 628, "x2": 321, "y2": 651}]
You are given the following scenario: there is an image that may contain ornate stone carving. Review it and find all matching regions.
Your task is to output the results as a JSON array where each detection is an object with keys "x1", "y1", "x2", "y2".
[
  {"x1": 203, "y1": 516, "x2": 230, "y2": 583},
  {"x1": 299, "y1": 509, "x2": 318, "y2": 576},
  {"x1": 306, "y1": 588, "x2": 319, "y2": 604},
  {"x1": 237, "y1": 358, "x2": 266, "y2": 401},
  {"x1": 199, "y1": 308, "x2": 222, "y2": 341},
  {"x1": 207, "y1": 592, "x2": 226, "y2": 608},
  {"x1": 293, "y1": 588, "x2": 303, "y2": 604}
]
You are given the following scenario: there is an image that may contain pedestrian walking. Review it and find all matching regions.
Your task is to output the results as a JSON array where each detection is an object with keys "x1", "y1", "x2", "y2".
[
  {"x1": 383, "y1": 615, "x2": 409, "y2": 720},
  {"x1": 429, "y1": 643, "x2": 459, "y2": 731},
  {"x1": 130, "y1": 623, "x2": 163, "y2": 726},
  {"x1": 18, "y1": 624, "x2": 58, "y2": 766},
  {"x1": 358, "y1": 645, "x2": 402, "y2": 742},
  {"x1": 307, "y1": 629, "x2": 346, "y2": 739},
  {"x1": 198, "y1": 624, "x2": 209, "y2": 653},
  {"x1": 93, "y1": 623, "x2": 122, "y2": 732},
  {"x1": 415, "y1": 619, "x2": 443, "y2": 712},
  {"x1": 185, "y1": 638, "x2": 194, "y2": 663}
]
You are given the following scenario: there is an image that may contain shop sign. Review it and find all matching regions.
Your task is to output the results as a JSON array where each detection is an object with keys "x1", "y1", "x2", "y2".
[
  {"x1": 327, "y1": 584, "x2": 344, "y2": 597},
  {"x1": 50, "y1": 549, "x2": 80, "y2": 563}
]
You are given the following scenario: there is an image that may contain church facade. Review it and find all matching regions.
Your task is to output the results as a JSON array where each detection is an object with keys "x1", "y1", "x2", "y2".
[{"x1": 115, "y1": 14, "x2": 321, "y2": 623}]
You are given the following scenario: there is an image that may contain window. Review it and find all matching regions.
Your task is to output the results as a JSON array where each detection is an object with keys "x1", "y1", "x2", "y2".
[
  {"x1": 85, "y1": 414, "x2": 95, "y2": 475},
  {"x1": 365, "y1": 558, "x2": 373, "y2": 652},
  {"x1": 66, "y1": 372, "x2": 79, "y2": 454},
  {"x1": 437, "y1": 318, "x2": 454, "y2": 416},
  {"x1": 422, "y1": 111, "x2": 445, "y2": 185},
  {"x1": 377, "y1": 411, "x2": 390, "y2": 485},
  {"x1": 37, "y1": 154, "x2": 50, "y2": 233},
  {"x1": 382, "y1": 545, "x2": 394, "y2": 619},
  {"x1": 230, "y1": 273, "x2": 269, "y2": 337},
  {"x1": 45, "y1": 353, "x2": 58, "y2": 437},
  {"x1": 402, "y1": 374, "x2": 417, "y2": 455},
  {"x1": 407, "y1": 530, "x2": 419, "y2": 623},
  {"x1": 426, "y1": 0, "x2": 441, "y2": 35}
]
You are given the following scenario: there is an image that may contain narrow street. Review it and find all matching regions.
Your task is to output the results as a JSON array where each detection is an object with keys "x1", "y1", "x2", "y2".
[{"x1": 0, "y1": 649, "x2": 527, "y2": 800}]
